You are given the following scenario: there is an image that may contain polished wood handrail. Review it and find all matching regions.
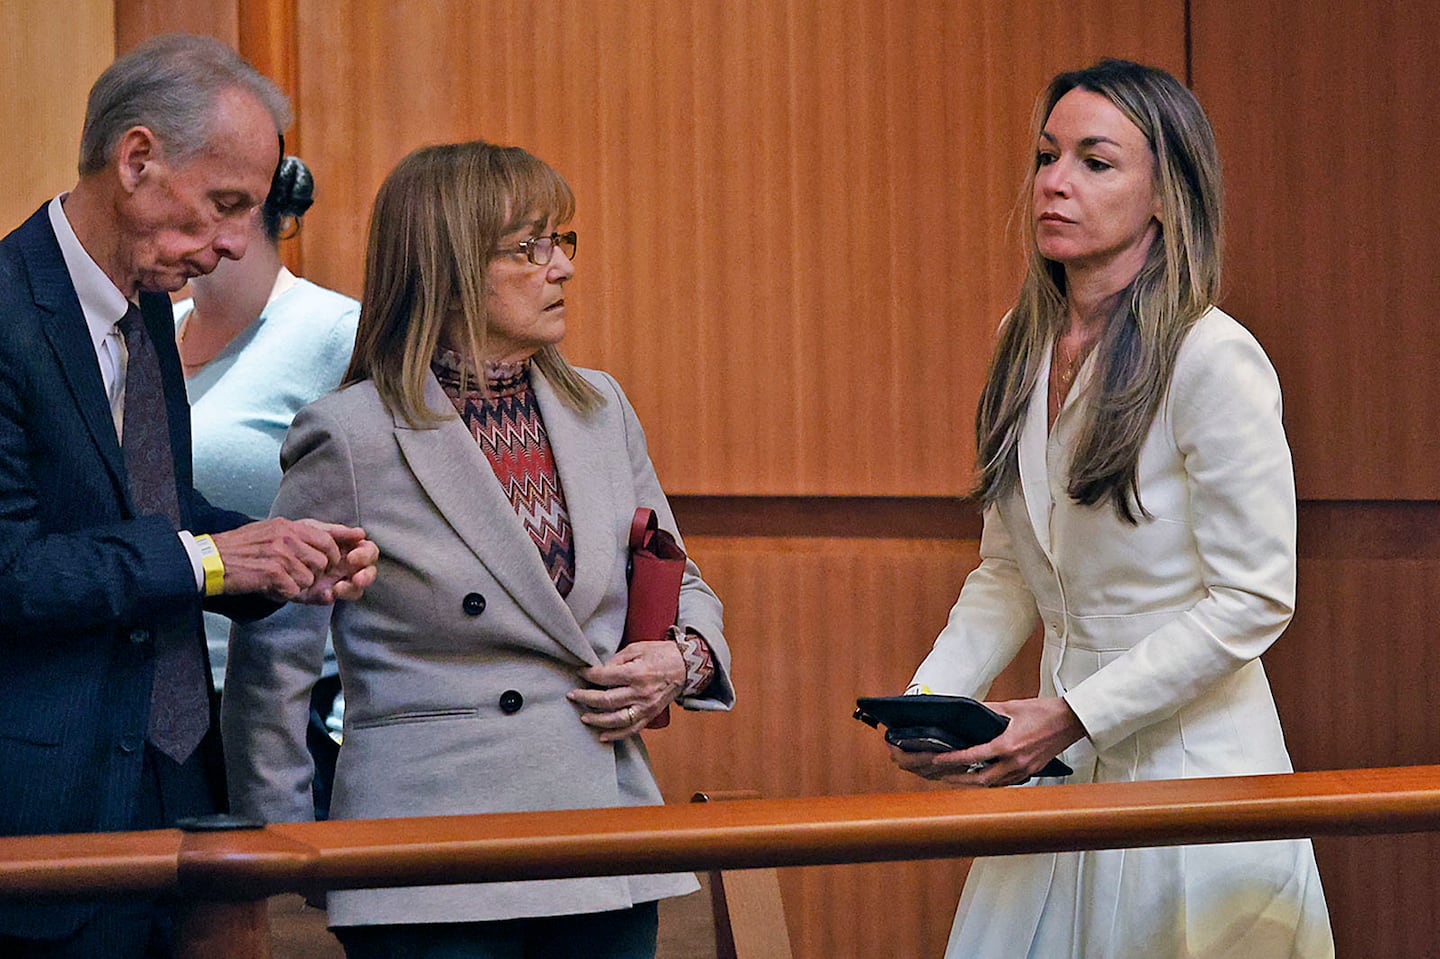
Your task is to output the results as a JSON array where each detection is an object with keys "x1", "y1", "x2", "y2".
[
  {"x1": 0, "y1": 828, "x2": 182, "y2": 897},
  {"x1": 4, "y1": 765, "x2": 1440, "y2": 903}
]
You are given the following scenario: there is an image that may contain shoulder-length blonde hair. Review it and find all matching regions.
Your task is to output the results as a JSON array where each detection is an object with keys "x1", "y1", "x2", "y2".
[
  {"x1": 974, "y1": 58, "x2": 1223, "y2": 522},
  {"x1": 344, "y1": 140, "x2": 603, "y2": 426}
]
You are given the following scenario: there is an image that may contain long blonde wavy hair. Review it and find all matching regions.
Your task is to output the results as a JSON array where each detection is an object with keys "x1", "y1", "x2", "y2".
[{"x1": 974, "y1": 59, "x2": 1223, "y2": 522}]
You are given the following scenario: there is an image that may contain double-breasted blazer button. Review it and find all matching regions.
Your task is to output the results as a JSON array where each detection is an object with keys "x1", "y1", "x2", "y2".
[
  {"x1": 462, "y1": 592, "x2": 487, "y2": 616},
  {"x1": 499, "y1": 690, "x2": 524, "y2": 714}
]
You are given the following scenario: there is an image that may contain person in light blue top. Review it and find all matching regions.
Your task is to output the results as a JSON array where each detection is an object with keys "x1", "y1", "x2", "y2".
[
  {"x1": 178, "y1": 273, "x2": 359, "y2": 521},
  {"x1": 174, "y1": 155, "x2": 358, "y2": 815}
]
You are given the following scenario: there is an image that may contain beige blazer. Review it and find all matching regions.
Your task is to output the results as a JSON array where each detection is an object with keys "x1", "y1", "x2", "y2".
[
  {"x1": 223, "y1": 366, "x2": 732, "y2": 927},
  {"x1": 911, "y1": 308, "x2": 1331, "y2": 957}
]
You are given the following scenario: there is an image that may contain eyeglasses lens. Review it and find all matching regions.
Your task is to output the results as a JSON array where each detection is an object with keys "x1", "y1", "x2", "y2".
[{"x1": 521, "y1": 232, "x2": 577, "y2": 266}]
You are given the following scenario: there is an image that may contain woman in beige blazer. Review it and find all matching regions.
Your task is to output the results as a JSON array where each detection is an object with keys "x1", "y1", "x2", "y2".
[
  {"x1": 222, "y1": 141, "x2": 733, "y2": 959},
  {"x1": 891, "y1": 60, "x2": 1332, "y2": 957}
]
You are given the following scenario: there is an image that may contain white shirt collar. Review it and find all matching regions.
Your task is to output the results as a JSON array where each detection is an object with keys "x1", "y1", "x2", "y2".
[{"x1": 47, "y1": 194, "x2": 133, "y2": 350}]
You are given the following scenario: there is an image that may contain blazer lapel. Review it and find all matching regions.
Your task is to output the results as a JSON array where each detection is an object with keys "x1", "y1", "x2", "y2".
[
  {"x1": 1017, "y1": 342, "x2": 1055, "y2": 561},
  {"x1": 392, "y1": 375, "x2": 600, "y2": 666},
  {"x1": 23, "y1": 214, "x2": 129, "y2": 496},
  {"x1": 530, "y1": 367, "x2": 621, "y2": 629},
  {"x1": 1019, "y1": 340, "x2": 1100, "y2": 565}
]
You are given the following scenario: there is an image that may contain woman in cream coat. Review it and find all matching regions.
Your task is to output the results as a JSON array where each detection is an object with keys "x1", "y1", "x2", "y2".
[
  {"x1": 223, "y1": 141, "x2": 732, "y2": 959},
  {"x1": 892, "y1": 60, "x2": 1333, "y2": 957}
]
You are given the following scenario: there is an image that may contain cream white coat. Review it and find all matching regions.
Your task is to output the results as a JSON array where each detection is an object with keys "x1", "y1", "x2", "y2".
[
  {"x1": 222, "y1": 366, "x2": 732, "y2": 927},
  {"x1": 912, "y1": 309, "x2": 1333, "y2": 958}
]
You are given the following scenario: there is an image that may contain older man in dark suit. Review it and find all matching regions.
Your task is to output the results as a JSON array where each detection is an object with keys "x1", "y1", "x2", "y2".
[{"x1": 0, "y1": 34, "x2": 377, "y2": 958}]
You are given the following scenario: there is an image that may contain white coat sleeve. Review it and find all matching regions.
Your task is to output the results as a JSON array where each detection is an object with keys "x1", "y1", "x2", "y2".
[
  {"x1": 1061, "y1": 324, "x2": 1296, "y2": 751},
  {"x1": 910, "y1": 504, "x2": 1041, "y2": 697}
]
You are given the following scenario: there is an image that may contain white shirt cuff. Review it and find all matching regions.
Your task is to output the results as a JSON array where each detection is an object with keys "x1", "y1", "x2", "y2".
[{"x1": 178, "y1": 530, "x2": 206, "y2": 593}]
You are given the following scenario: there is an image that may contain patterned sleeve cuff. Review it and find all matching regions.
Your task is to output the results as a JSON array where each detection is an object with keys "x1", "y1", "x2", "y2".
[{"x1": 669, "y1": 625, "x2": 716, "y2": 697}]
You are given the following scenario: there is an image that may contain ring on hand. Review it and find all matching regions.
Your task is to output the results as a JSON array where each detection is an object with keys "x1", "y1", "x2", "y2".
[
  {"x1": 965, "y1": 761, "x2": 989, "y2": 774},
  {"x1": 626, "y1": 705, "x2": 637, "y2": 725}
]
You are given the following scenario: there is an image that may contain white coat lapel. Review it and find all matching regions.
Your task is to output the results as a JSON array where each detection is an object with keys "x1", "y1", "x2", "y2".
[
  {"x1": 530, "y1": 367, "x2": 622, "y2": 629},
  {"x1": 1018, "y1": 343, "x2": 1056, "y2": 561},
  {"x1": 392, "y1": 374, "x2": 600, "y2": 666}
]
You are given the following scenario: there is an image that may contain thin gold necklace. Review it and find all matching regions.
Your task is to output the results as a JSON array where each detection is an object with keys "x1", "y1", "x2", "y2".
[{"x1": 1055, "y1": 336, "x2": 1093, "y2": 386}]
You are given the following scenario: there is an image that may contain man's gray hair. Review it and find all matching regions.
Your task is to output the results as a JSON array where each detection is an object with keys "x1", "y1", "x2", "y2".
[{"x1": 78, "y1": 33, "x2": 292, "y2": 176}]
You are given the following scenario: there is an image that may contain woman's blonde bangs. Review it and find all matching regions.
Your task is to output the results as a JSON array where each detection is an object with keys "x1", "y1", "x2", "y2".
[{"x1": 497, "y1": 157, "x2": 576, "y2": 235}]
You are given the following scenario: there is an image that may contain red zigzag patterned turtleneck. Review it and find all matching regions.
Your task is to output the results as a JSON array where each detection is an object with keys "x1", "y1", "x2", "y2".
[{"x1": 433, "y1": 350, "x2": 576, "y2": 597}]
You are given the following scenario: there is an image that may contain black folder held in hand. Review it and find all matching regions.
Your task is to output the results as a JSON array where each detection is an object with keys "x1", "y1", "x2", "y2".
[{"x1": 854, "y1": 694, "x2": 1073, "y2": 779}]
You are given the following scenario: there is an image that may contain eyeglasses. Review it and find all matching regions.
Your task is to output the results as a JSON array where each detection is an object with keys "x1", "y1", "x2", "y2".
[{"x1": 496, "y1": 231, "x2": 577, "y2": 266}]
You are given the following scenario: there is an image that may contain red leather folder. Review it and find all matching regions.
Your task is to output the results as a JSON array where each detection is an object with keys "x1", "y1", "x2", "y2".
[{"x1": 621, "y1": 507, "x2": 686, "y2": 729}]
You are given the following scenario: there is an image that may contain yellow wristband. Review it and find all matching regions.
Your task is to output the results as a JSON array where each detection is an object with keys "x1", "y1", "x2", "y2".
[{"x1": 195, "y1": 534, "x2": 225, "y2": 597}]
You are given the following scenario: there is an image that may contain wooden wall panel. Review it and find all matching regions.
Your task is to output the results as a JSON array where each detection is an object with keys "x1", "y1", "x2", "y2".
[
  {"x1": 0, "y1": 1, "x2": 113, "y2": 231},
  {"x1": 1192, "y1": 2, "x2": 1440, "y2": 499},
  {"x1": 644, "y1": 531, "x2": 1040, "y2": 959},
  {"x1": 1267, "y1": 502, "x2": 1440, "y2": 959},
  {"x1": 294, "y1": 0, "x2": 1185, "y2": 496},
  {"x1": 114, "y1": 0, "x2": 237, "y2": 53}
]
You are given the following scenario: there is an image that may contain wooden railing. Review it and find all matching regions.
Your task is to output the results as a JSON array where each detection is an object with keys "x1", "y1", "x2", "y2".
[{"x1": 5, "y1": 765, "x2": 1440, "y2": 956}]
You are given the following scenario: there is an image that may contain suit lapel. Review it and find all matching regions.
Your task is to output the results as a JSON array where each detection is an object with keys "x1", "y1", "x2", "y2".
[
  {"x1": 1018, "y1": 341, "x2": 1055, "y2": 561},
  {"x1": 530, "y1": 367, "x2": 621, "y2": 628},
  {"x1": 22, "y1": 212, "x2": 129, "y2": 497},
  {"x1": 1019, "y1": 340, "x2": 1099, "y2": 565},
  {"x1": 392, "y1": 374, "x2": 600, "y2": 666}
]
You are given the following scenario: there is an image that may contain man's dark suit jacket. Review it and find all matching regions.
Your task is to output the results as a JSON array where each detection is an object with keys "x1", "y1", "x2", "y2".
[{"x1": 0, "y1": 204, "x2": 271, "y2": 938}]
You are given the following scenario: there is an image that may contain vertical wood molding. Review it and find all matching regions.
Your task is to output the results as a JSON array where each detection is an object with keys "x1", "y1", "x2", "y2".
[
  {"x1": 236, "y1": 0, "x2": 302, "y2": 275},
  {"x1": 237, "y1": 0, "x2": 297, "y2": 106}
]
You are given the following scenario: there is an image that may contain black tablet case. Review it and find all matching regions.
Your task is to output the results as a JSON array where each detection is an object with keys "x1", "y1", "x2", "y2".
[{"x1": 855, "y1": 694, "x2": 1073, "y2": 778}]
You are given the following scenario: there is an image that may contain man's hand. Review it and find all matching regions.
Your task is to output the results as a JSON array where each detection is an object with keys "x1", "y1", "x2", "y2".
[
  {"x1": 211, "y1": 518, "x2": 378, "y2": 604},
  {"x1": 293, "y1": 522, "x2": 379, "y2": 604}
]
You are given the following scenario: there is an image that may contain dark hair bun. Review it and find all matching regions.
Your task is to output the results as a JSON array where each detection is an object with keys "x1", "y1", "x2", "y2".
[
  {"x1": 261, "y1": 155, "x2": 315, "y2": 241},
  {"x1": 268, "y1": 155, "x2": 315, "y2": 218}
]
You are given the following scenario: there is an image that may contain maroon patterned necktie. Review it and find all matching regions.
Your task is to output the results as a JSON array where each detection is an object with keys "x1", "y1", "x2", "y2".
[{"x1": 119, "y1": 305, "x2": 209, "y2": 763}]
